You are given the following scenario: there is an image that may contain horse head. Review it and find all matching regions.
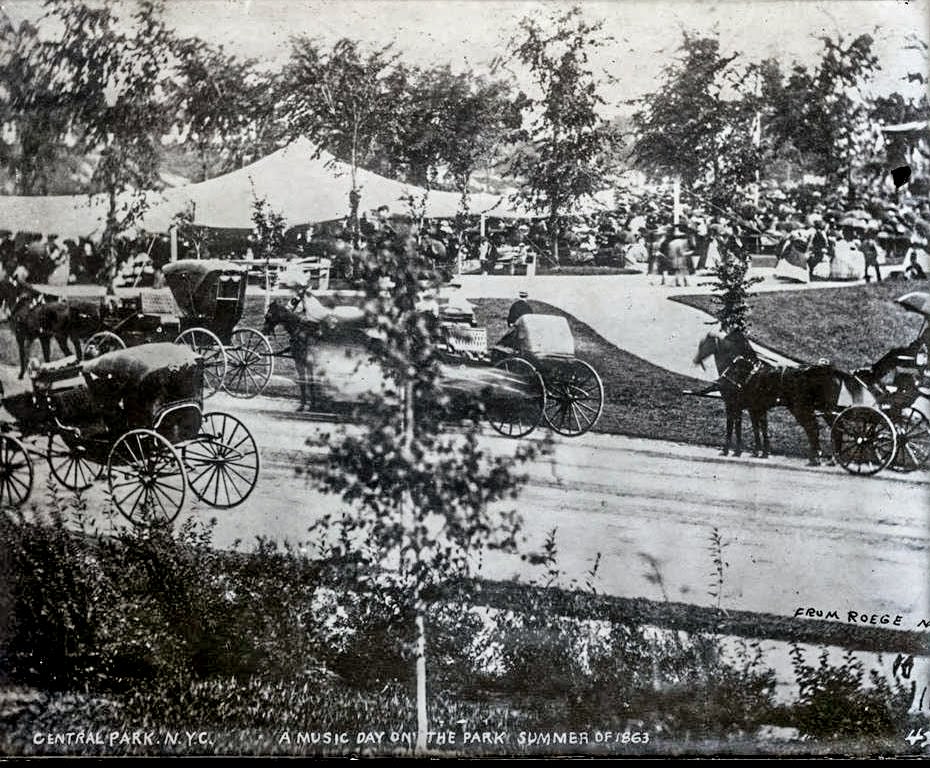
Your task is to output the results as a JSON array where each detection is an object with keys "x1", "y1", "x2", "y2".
[
  {"x1": 261, "y1": 300, "x2": 285, "y2": 336},
  {"x1": 693, "y1": 332, "x2": 719, "y2": 369},
  {"x1": 263, "y1": 299, "x2": 304, "y2": 337},
  {"x1": 9, "y1": 285, "x2": 42, "y2": 319}
]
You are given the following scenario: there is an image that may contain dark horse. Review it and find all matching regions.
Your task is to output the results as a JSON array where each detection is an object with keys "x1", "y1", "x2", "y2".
[
  {"x1": 693, "y1": 330, "x2": 868, "y2": 465},
  {"x1": 0, "y1": 280, "x2": 104, "y2": 378},
  {"x1": 691, "y1": 329, "x2": 764, "y2": 458}
]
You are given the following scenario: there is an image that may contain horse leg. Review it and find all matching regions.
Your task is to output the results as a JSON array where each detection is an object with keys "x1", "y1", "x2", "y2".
[
  {"x1": 749, "y1": 409, "x2": 761, "y2": 457},
  {"x1": 55, "y1": 333, "x2": 72, "y2": 358},
  {"x1": 793, "y1": 408, "x2": 821, "y2": 466},
  {"x1": 733, "y1": 409, "x2": 743, "y2": 457},
  {"x1": 72, "y1": 333, "x2": 84, "y2": 362},
  {"x1": 759, "y1": 411, "x2": 771, "y2": 459},
  {"x1": 721, "y1": 403, "x2": 733, "y2": 456},
  {"x1": 40, "y1": 335, "x2": 52, "y2": 363},
  {"x1": 16, "y1": 332, "x2": 29, "y2": 379}
]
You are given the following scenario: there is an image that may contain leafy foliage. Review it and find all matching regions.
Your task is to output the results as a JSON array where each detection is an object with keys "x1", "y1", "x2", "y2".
[
  {"x1": 632, "y1": 34, "x2": 752, "y2": 199},
  {"x1": 507, "y1": 5, "x2": 618, "y2": 264},
  {"x1": 167, "y1": 38, "x2": 279, "y2": 181},
  {"x1": 41, "y1": 0, "x2": 177, "y2": 274},
  {"x1": 280, "y1": 37, "x2": 403, "y2": 239},
  {"x1": 788, "y1": 644, "x2": 919, "y2": 742},
  {"x1": 0, "y1": 19, "x2": 70, "y2": 194},
  {"x1": 708, "y1": 252, "x2": 764, "y2": 334}
]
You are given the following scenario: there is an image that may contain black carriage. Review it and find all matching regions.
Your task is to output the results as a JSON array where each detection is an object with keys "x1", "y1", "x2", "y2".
[
  {"x1": 0, "y1": 343, "x2": 261, "y2": 524},
  {"x1": 83, "y1": 259, "x2": 274, "y2": 398},
  {"x1": 836, "y1": 292, "x2": 930, "y2": 476},
  {"x1": 263, "y1": 288, "x2": 603, "y2": 439},
  {"x1": 483, "y1": 313, "x2": 604, "y2": 438}
]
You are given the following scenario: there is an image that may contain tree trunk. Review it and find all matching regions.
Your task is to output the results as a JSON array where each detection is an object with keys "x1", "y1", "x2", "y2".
[
  {"x1": 415, "y1": 610, "x2": 428, "y2": 753},
  {"x1": 549, "y1": 203, "x2": 560, "y2": 267},
  {"x1": 402, "y1": 379, "x2": 429, "y2": 753},
  {"x1": 350, "y1": 124, "x2": 361, "y2": 248}
]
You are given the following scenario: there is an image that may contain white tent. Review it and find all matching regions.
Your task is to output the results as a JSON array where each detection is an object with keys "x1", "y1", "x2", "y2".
[
  {"x1": 140, "y1": 138, "x2": 534, "y2": 231},
  {"x1": 0, "y1": 191, "x2": 118, "y2": 240},
  {"x1": 0, "y1": 138, "x2": 533, "y2": 240}
]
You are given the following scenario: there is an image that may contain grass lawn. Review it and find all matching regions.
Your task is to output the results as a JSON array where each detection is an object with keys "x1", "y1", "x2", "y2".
[
  {"x1": 467, "y1": 298, "x2": 819, "y2": 457},
  {"x1": 671, "y1": 279, "x2": 928, "y2": 372}
]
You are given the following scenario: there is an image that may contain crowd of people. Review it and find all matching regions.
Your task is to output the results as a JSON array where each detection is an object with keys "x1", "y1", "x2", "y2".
[
  {"x1": 1, "y1": 180, "x2": 927, "y2": 290},
  {"x1": 0, "y1": 228, "x2": 177, "y2": 289},
  {"x1": 444, "y1": 181, "x2": 930, "y2": 286}
]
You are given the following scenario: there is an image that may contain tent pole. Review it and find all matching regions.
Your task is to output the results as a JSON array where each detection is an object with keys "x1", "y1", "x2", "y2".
[{"x1": 169, "y1": 226, "x2": 178, "y2": 262}]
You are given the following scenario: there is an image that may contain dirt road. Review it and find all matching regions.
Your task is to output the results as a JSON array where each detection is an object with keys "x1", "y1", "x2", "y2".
[{"x1": 48, "y1": 392, "x2": 927, "y2": 630}]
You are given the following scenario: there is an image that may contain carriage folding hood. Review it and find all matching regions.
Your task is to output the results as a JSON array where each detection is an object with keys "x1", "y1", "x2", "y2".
[
  {"x1": 162, "y1": 259, "x2": 249, "y2": 339},
  {"x1": 82, "y1": 343, "x2": 204, "y2": 438}
]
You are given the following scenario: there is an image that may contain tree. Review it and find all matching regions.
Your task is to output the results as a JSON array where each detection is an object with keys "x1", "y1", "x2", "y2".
[
  {"x1": 280, "y1": 37, "x2": 403, "y2": 245},
  {"x1": 168, "y1": 38, "x2": 279, "y2": 182},
  {"x1": 765, "y1": 34, "x2": 880, "y2": 194},
  {"x1": 710, "y1": 250, "x2": 763, "y2": 334},
  {"x1": 0, "y1": 18, "x2": 70, "y2": 194},
  {"x1": 305, "y1": 229, "x2": 544, "y2": 751},
  {"x1": 384, "y1": 65, "x2": 525, "y2": 217},
  {"x1": 43, "y1": 0, "x2": 178, "y2": 278},
  {"x1": 507, "y1": 5, "x2": 617, "y2": 266},
  {"x1": 631, "y1": 34, "x2": 760, "y2": 206},
  {"x1": 249, "y1": 194, "x2": 288, "y2": 311}
]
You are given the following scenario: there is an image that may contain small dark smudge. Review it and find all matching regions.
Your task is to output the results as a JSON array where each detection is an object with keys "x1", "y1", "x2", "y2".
[{"x1": 891, "y1": 165, "x2": 912, "y2": 188}]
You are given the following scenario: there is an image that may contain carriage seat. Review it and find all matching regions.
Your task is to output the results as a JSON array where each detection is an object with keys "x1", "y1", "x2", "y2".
[
  {"x1": 138, "y1": 288, "x2": 181, "y2": 326},
  {"x1": 30, "y1": 356, "x2": 85, "y2": 391}
]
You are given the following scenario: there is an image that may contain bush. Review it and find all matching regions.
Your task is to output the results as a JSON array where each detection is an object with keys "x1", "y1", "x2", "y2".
[
  {"x1": 788, "y1": 645, "x2": 920, "y2": 745},
  {"x1": 0, "y1": 489, "x2": 328, "y2": 697}
]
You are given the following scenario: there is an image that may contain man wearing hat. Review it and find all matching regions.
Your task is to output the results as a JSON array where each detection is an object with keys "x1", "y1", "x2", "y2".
[
  {"x1": 507, "y1": 290, "x2": 533, "y2": 326},
  {"x1": 904, "y1": 235, "x2": 929, "y2": 280}
]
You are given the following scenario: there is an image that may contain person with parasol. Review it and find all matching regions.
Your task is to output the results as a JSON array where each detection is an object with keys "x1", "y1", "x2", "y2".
[{"x1": 859, "y1": 292, "x2": 930, "y2": 390}]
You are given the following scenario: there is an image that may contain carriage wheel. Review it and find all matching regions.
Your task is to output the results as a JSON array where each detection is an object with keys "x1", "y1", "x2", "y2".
[
  {"x1": 0, "y1": 435, "x2": 33, "y2": 507},
  {"x1": 47, "y1": 433, "x2": 103, "y2": 492},
  {"x1": 182, "y1": 412, "x2": 260, "y2": 508},
  {"x1": 487, "y1": 357, "x2": 546, "y2": 438},
  {"x1": 175, "y1": 328, "x2": 228, "y2": 398},
  {"x1": 107, "y1": 429, "x2": 186, "y2": 526},
  {"x1": 82, "y1": 331, "x2": 126, "y2": 358},
  {"x1": 890, "y1": 406, "x2": 930, "y2": 473},
  {"x1": 542, "y1": 359, "x2": 605, "y2": 437},
  {"x1": 830, "y1": 406, "x2": 898, "y2": 476},
  {"x1": 224, "y1": 328, "x2": 275, "y2": 399}
]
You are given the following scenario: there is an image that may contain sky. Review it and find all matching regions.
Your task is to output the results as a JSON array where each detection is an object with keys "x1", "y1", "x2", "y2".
[{"x1": 3, "y1": 0, "x2": 929, "y2": 113}]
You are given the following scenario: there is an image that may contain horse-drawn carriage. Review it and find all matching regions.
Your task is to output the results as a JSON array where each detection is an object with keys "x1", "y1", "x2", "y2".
[
  {"x1": 262, "y1": 296, "x2": 604, "y2": 439},
  {"x1": 691, "y1": 291, "x2": 930, "y2": 477},
  {"x1": 83, "y1": 259, "x2": 274, "y2": 398},
  {"x1": 0, "y1": 343, "x2": 261, "y2": 524}
]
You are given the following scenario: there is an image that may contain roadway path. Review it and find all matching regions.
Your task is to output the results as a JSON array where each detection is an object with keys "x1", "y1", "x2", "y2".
[{"x1": 53, "y1": 392, "x2": 930, "y2": 630}]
